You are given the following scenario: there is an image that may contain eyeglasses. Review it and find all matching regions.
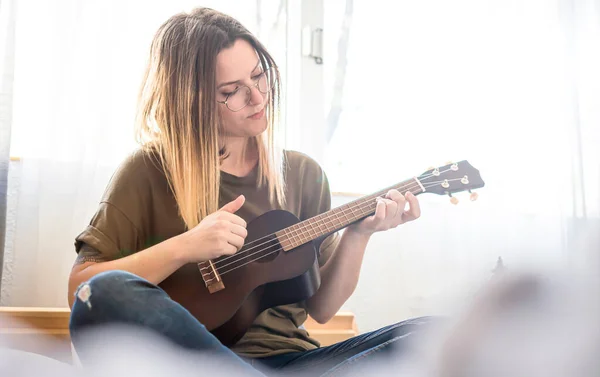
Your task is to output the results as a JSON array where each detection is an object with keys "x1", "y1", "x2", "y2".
[{"x1": 216, "y1": 66, "x2": 277, "y2": 112}]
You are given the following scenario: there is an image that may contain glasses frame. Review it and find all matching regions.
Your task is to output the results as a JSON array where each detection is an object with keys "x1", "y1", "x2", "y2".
[{"x1": 216, "y1": 66, "x2": 277, "y2": 112}]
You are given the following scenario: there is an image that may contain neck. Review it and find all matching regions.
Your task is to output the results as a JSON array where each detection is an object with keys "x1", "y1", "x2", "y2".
[{"x1": 220, "y1": 137, "x2": 258, "y2": 177}]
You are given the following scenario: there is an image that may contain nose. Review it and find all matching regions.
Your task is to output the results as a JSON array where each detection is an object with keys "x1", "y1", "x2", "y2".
[{"x1": 248, "y1": 85, "x2": 264, "y2": 106}]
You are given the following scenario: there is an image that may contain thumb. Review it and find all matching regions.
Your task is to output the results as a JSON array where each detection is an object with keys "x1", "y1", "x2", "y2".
[{"x1": 219, "y1": 195, "x2": 245, "y2": 214}]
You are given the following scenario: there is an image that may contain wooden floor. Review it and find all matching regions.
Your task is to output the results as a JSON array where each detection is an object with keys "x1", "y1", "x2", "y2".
[{"x1": 0, "y1": 307, "x2": 358, "y2": 364}]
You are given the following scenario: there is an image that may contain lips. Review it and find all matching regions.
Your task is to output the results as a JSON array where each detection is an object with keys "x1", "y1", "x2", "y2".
[{"x1": 249, "y1": 108, "x2": 265, "y2": 120}]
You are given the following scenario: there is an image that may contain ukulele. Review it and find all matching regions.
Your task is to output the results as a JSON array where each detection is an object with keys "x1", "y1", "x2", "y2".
[{"x1": 159, "y1": 160, "x2": 485, "y2": 346}]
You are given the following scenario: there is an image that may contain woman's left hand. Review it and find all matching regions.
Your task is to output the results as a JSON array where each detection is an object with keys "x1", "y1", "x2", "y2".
[{"x1": 348, "y1": 189, "x2": 421, "y2": 236}]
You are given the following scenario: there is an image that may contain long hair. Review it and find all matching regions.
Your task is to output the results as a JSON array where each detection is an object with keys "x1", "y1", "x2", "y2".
[{"x1": 135, "y1": 7, "x2": 285, "y2": 229}]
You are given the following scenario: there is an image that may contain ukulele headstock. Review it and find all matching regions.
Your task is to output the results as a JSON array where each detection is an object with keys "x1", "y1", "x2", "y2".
[{"x1": 418, "y1": 161, "x2": 484, "y2": 203}]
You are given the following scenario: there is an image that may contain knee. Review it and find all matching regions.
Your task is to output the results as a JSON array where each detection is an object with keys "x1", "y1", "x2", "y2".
[
  {"x1": 74, "y1": 270, "x2": 143, "y2": 304},
  {"x1": 84, "y1": 270, "x2": 145, "y2": 294},
  {"x1": 70, "y1": 271, "x2": 148, "y2": 330}
]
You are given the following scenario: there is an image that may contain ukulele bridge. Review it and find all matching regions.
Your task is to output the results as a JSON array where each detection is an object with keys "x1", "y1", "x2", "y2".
[{"x1": 198, "y1": 260, "x2": 225, "y2": 293}]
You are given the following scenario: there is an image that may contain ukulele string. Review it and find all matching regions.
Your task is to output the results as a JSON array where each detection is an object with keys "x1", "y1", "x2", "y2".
[
  {"x1": 210, "y1": 170, "x2": 438, "y2": 266},
  {"x1": 207, "y1": 172, "x2": 460, "y2": 271},
  {"x1": 205, "y1": 174, "x2": 462, "y2": 276},
  {"x1": 204, "y1": 178, "x2": 463, "y2": 281},
  {"x1": 208, "y1": 167, "x2": 453, "y2": 269},
  {"x1": 206, "y1": 179, "x2": 453, "y2": 281},
  {"x1": 203, "y1": 183, "x2": 423, "y2": 278},
  {"x1": 206, "y1": 180, "x2": 425, "y2": 272}
]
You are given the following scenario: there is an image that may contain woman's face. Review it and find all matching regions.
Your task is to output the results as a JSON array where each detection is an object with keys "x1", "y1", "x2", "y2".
[{"x1": 215, "y1": 39, "x2": 269, "y2": 139}]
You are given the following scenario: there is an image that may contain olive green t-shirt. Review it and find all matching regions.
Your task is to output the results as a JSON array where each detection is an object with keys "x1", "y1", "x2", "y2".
[{"x1": 74, "y1": 148, "x2": 340, "y2": 358}]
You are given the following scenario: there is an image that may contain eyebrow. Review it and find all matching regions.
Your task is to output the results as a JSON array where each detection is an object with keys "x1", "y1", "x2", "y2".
[{"x1": 217, "y1": 60, "x2": 262, "y2": 89}]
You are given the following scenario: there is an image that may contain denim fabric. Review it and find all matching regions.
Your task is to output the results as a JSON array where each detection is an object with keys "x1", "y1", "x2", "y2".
[{"x1": 69, "y1": 270, "x2": 433, "y2": 376}]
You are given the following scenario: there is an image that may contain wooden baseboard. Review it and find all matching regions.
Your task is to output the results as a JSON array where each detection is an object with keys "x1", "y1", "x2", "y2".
[
  {"x1": 0, "y1": 307, "x2": 73, "y2": 364},
  {"x1": 0, "y1": 307, "x2": 358, "y2": 361},
  {"x1": 304, "y1": 311, "x2": 359, "y2": 346}
]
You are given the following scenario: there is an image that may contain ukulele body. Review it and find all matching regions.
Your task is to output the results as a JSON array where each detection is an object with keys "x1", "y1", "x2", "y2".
[{"x1": 159, "y1": 210, "x2": 322, "y2": 347}]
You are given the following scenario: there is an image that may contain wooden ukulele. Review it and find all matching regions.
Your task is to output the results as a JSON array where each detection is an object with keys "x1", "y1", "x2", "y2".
[{"x1": 159, "y1": 161, "x2": 485, "y2": 346}]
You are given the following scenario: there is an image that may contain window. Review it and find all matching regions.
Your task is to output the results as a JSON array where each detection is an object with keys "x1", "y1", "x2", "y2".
[
  {"x1": 320, "y1": 0, "x2": 600, "y2": 217},
  {"x1": 8, "y1": 0, "x2": 291, "y2": 164}
]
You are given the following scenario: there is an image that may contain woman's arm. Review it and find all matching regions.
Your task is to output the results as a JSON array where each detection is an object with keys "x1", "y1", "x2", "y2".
[
  {"x1": 67, "y1": 236, "x2": 187, "y2": 309},
  {"x1": 68, "y1": 195, "x2": 248, "y2": 309},
  {"x1": 305, "y1": 230, "x2": 371, "y2": 323},
  {"x1": 306, "y1": 190, "x2": 420, "y2": 323}
]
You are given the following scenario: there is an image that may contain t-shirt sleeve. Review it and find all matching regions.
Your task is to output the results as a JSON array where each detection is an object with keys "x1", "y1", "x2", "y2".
[
  {"x1": 74, "y1": 152, "x2": 152, "y2": 261},
  {"x1": 74, "y1": 202, "x2": 142, "y2": 261}
]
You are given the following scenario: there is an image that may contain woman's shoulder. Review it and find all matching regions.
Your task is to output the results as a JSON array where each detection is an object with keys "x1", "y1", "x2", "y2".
[
  {"x1": 102, "y1": 147, "x2": 167, "y2": 201},
  {"x1": 283, "y1": 149, "x2": 324, "y2": 175},
  {"x1": 282, "y1": 149, "x2": 330, "y2": 195},
  {"x1": 119, "y1": 147, "x2": 163, "y2": 174}
]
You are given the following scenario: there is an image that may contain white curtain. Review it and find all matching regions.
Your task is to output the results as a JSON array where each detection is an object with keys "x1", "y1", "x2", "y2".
[
  {"x1": 0, "y1": 0, "x2": 17, "y2": 301},
  {"x1": 323, "y1": 0, "x2": 600, "y2": 331},
  {"x1": 1, "y1": 0, "x2": 287, "y2": 307}
]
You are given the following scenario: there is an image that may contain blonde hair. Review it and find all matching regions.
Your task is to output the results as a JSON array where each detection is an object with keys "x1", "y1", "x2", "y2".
[{"x1": 135, "y1": 7, "x2": 285, "y2": 229}]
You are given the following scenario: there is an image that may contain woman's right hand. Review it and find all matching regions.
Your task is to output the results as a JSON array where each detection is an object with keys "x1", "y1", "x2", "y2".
[{"x1": 176, "y1": 195, "x2": 248, "y2": 263}]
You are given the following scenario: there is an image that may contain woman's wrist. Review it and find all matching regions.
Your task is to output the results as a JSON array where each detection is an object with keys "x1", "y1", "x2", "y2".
[
  {"x1": 169, "y1": 233, "x2": 192, "y2": 266},
  {"x1": 346, "y1": 223, "x2": 375, "y2": 238},
  {"x1": 343, "y1": 225, "x2": 373, "y2": 242}
]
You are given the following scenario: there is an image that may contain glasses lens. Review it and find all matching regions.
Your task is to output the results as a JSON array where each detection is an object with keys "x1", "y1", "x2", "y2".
[
  {"x1": 227, "y1": 87, "x2": 251, "y2": 112},
  {"x1": 258, "y1": 67, "x2": 276, "y2": 94}
]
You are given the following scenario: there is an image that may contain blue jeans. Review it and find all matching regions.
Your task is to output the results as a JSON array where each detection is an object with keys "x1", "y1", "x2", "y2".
[{"x1": 70, "y1": 271, "x2": 434, "y2": 376}]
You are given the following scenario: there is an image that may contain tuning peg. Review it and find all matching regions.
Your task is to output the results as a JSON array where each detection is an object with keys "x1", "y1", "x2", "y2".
[
  {"x1": 427, "y1": 166, "x2": 436, "y2": 171},
  {"x1": 449, "y1": 193, "x2": 459, "y2": 205},
  {"x1": 445, "y1": 161, "x2": 454, "y2": 165},
  {"x1": 469, "y1": 190, "x2": 479, "y2": 202}
]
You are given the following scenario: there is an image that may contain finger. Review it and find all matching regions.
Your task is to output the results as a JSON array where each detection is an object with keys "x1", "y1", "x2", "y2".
[
  {"x1": 219, "y1": 195, "x2": 245, "y2": 214},
  {"x1": 362, "y1": 198, "x2": 386, "y2": 226},
  {"x1": 226, "y1": 233, "x2": 245, "y2": 250},
  {"x1": 230, "y1": 223, "x2": 248, "y2": 239},
  {"x1": 385, "y1": 189, "x2": 402, "y2": 201},
  {"x1": 383, "y1": 198, "x2": 398, "y2": 221},
  {"x1": 386, "y1": 190, "x2": 405, "y2": 217},
  {"x1": 374, "y1": 198, "x2": 387, "y2": 222},
  {"x1": 219, "y1": 212, "x2": 247, "y2": 228},
  {"x1": 402, "y1": 191, "x2": 421, "y2": 221},
  {"x1": 405, "y1": 191, "x2": 421, "y2": 218},
  {"x1": 223, "y1": 243, "x2": 238, "y2": 255}
]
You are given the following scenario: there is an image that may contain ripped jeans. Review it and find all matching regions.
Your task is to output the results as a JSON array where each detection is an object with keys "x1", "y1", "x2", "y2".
[{"x1": 70, "y1": 270, "x2": 434, "y2": 376}]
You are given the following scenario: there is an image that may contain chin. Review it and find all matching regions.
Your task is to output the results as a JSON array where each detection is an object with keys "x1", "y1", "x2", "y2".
[{"x1": 247, "y1": 120, "x2": 268, "y2": 137}]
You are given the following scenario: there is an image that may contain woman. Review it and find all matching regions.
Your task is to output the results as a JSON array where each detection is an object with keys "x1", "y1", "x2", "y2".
[{"x1": 68, "y1": 7, "x2": 426, "y2": 376}]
